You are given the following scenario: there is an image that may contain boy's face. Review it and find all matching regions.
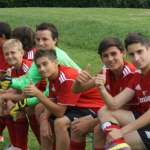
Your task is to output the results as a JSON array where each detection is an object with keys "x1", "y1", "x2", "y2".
[
  {"x1": 36, "y1": 56, "x2": 58, "y2": 79},
  {"x1": 3, "y1": 46, "x2": 24, "y2": 67},
  {"x1": 101, "y1": 46, "x2": 124, "y2": 71},
  {"x1": 127, "y1": 43, "x2": 150, "y2": 70},
  {"x1": 35, "y1": 30, "x2": 57, "y2": 50}
]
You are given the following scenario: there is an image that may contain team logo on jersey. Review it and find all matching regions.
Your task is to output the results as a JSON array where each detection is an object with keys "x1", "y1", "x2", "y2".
[
  {"x1": 106, "y1": 84, "x2": 110, "y2": 90},
  {"x1": 135, "y1": 84, "x2": 141, "y2": 91},
  {"x1": 145, "y1": 131, "x2": 150, "y2": 139},
  {"x1": 51, "y1": 85, "x2": 55, "y2": 92}
]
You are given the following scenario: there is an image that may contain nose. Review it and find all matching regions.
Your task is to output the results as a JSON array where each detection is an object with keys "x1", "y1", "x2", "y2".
[
  {"x1": 107, "y1": 55, "x2": 113, "y2": 61},
  {"x1": 39, "y1": 40, "x2": 44, "y2": 46},
  {"x1": 6, "y1": 53, "x2": 12, "y2": 59},
  {"x1": 134, "y1": 53, "x2": 140, "y2": 62},
  {"x1": 36, "y1": 39, "x2": 44, "y2": 47},
  {"x1": 39, "y1": 65, "x2": 45, "y2": 72}
]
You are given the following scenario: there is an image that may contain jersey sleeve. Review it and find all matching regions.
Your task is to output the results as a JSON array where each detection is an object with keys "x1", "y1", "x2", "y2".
[
  {"x1": 11, "y1": 62, "x2": 42, "y2": 90},
  {"x1": 126, "y1": 73, "x2": 140, "y2": 90},
  {"x1": 58, "y1": 80, "x2": 80, "y2": 106}
]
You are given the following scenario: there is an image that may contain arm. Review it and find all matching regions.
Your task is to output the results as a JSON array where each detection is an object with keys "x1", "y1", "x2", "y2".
[
  {"x1": 35, "y1": 91, "x2": 67, "y2": 118},
  {"x1": 99, "y1": 86, "x2": 134, "y2": 109},
  {"x1": 72, "y1": 70, "x2": 95, "y2": 93},
  {"x1": 1, "y1": 92, "x2": 25, "y2": 102},
  {"x1": 24, "y1": 82, "x2": 67, "y2": 117},
  {"x1": 11, "y1": 62, "x2": 42, "y2": 90},
  {"x1": 95, "y1": 74, "x2": 135, "y2": 109},
  {"x1": 122, "y1": 108, "x2": 150, "y2": 135}
]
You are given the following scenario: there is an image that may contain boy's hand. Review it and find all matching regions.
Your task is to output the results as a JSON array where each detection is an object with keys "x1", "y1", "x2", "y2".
[
  {"x1": 71, "y1": 115, "x2": 94, "y2": 135},
  {"x1": 94, "y1": 69, "x2": 106, "y2": 87},
  {"x1": 76, "y1": 64, "x2": 92, "y2": 84},
  {"x1": 0, "y1": 76, "x2": 12, "y2": 90},
  {"x1": 10, "y1": 98, "x2": 28, "y2": 119},
  {"x1": 106, "y1": 128, "x2": 123, "y2": 143},
  {"x1": 24, "y1": 80, "x2": 40, "y2": 97}
]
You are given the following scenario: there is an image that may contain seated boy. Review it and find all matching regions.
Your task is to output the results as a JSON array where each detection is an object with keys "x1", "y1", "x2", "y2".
[
  {"x1": 0, "y1": 39, "x2": 33, "y2": 150},
  {"x1": 13, "y1": 49, "x2": 104, "y2": 150}
]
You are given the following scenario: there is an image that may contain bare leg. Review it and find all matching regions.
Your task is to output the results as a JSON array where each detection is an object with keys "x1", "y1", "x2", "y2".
[
  {"x1": 40, "y1": 121, "x2": 54, "y2": 150},
  {"x1": 54, "y1": 116, "x2": 71, "y2": 150},
  {"x1": 98, "y1": 107, "x2": 146, "y2": 150},
  {"x1": 112, "y1": 109, "x2": 147, "y2": 150},
  {"x1": 71, "y1": 115, "x2": 98, "y2": 143},
  {"x1": 94, "y1": 124, "x2": 105, "y2": 149}
]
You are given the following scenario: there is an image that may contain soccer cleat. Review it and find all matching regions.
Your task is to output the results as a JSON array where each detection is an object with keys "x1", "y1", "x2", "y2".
[
  {"x1": 105, "y1": 138, "x2": 131, "y2": 150},
  {"x1": 4, "y1": 145, "x2": 22, "y2": 150}
]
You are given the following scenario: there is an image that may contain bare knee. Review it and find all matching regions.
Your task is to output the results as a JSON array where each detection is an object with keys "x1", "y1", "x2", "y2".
[
  {"x1": 54, "y1": 117, "x2": 70, "y2": 133},
  {"x1": 98, "y1": 106, "x2": 111, "y2": 122}
]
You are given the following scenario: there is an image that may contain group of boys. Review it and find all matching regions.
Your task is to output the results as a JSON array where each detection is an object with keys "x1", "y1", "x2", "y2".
[{"x1": 0, "y1": 21, "x2": 149, "y2": 150}]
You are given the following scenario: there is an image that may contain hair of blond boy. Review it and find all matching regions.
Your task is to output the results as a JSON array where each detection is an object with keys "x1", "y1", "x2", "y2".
[{"x1": 2, "y1": 38, "x2": 23, "y2": 52}]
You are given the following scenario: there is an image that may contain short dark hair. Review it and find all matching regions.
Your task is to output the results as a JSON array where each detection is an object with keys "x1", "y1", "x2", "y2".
[
  {"x1": 36, "y1": 22, "x2": 58, "y2": 41},
  {"x1": 0, "y1": 22, "x2": 11, "y2": 39},
  {"x1": 34, "y1": 49, "x2": 57, "y2": 63},
  {"x1": 125, "y1": 32, "x2": 150, "y2": 50},
  {"x1": 98, "y1": 37, "x2": 124, "y2": 56},
  {"x1": 12, "y1": 26, "x2": 35, "y2": 51}
]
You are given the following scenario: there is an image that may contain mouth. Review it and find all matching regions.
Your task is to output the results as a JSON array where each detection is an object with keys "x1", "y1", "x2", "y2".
[
  {"x1": 40, "y1": 72, "x2": 47, "y2": 77},
  {"x1": 108, "y1": 63, "x2": 116, "y2": 67}
]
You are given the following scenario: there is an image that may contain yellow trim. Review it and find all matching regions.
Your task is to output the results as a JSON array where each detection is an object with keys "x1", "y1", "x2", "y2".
[{"x1": 107, "y1": 143, "x2": 130, "y2": 150}]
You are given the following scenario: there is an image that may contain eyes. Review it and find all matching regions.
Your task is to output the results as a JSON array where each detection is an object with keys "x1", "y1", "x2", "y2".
[
  {"x1": 35, "y1": 37, "x2": 49, "y2": 42},
  {"x1": 37, "y1": 61, "x2": 47, "y2": 68},
  {"x1": 102, "y1": 51, "x2": 118, "y2": 58},
  {"x1": 4, "y1": 51, "x2": 16, "y2": 57},
  {"x1": 128, "y1": 49, "x2": 143, "y2": 58}
]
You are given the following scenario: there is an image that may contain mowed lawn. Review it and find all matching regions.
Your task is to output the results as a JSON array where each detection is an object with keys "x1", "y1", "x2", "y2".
[{"x1": 0, "y1": 7, "x2": 150, "y2": 149}]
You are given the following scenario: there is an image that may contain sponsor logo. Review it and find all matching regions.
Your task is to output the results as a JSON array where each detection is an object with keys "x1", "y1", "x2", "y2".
[{"x1": 145, "y1": 131, "x2": 150, "y2": 139}]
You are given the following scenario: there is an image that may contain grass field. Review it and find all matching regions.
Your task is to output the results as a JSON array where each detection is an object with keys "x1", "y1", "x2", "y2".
[{"x1": 0, "y1": 7, "x2": 150, "y2": 149}]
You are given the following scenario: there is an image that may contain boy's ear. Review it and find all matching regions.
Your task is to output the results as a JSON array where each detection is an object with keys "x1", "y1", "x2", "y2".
[
  {"x1": 121, "y1": 49, "x2": 126, "y2": 55},
  {"x1": 54, "y1": 38, "x2": 58, "y2": 45}
]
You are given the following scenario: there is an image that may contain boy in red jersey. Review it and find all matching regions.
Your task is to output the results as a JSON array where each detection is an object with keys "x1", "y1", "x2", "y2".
[
  {"x1": 94, "y1": 33, "x2": 150, "y2": 150},
  {"x1": 72, "y1": 37, "x2": 136, "y2": 150},
  {"x1": 0, "y1": 39, "x2": 33, "y2": 150},
  {"x1": 22, "y1": 49, "x2": 104, "y2": 150},
  {"x1": 12, "y1": 25, "x2": 41, "y2": 144},
  {"x1": 0, "y1": 21, "x2": 11, "y2": 143},
  {"x1": 12, "y1": 26, "x2": 36, "y2": 60}
]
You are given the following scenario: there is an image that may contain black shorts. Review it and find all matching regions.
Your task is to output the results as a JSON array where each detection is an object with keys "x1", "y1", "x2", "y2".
[
  {"x1": 49, "y1": 106, "x2": 97, "y2": 124},
  {"x1": 133, "y1": 112, "x2": 150, "y2": 150}
]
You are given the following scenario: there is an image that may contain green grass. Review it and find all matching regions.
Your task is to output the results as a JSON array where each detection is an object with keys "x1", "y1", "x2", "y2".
[
  {"x1": 0, "y1": 7, "x2": 150, "y2": 149},
  {"x1": 1, "y1": 7, "x2": 150, "y2": 72}
]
